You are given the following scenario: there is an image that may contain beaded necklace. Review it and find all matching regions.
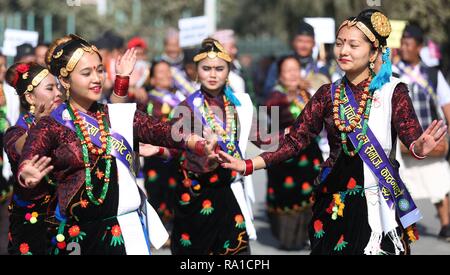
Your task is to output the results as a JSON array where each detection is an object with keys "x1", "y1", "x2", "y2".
[
  {"x1": 290, "y1": 89, "x2": 310, "y2": 118},
  {"x1": 200, "y1": 95, "x2": 238, "y2": 156},
  {"x1": 333, "y1": 75, "x2": 374, "y2": 157},
  {"x1": 66, "y1": 104, "x2": 112, "y2": 205}
]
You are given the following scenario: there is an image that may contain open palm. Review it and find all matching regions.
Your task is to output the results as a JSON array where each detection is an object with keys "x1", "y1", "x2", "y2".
[
  {"x1": 415, "y1": 120, "x2": 448, "y2": 156},
  {"x1": 19, "y1": 155, "x2": 53, "y2": 189},
  {"x1": 115, "y1": 48, "x2": 137, "y2": 77},
  {"x1": 218, "y1": 151, "x2": 246, "y2": 173}
]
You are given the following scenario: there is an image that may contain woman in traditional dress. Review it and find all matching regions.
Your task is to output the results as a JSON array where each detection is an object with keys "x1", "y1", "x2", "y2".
[
  {"x1": 16, "y1": 34, "x2": 215, "y2": 255},
  {"x1": 219, "y1": 9, "x2": 448, "y2": 255},
  {"x1": 141, "y1": 59, "x2": 185, "y2": 230},
  {"x1": 3, "y1": 62, "x2": 62, "y2": 255},
  {"x1": 170, "y1": 38, "x2": 261, "y2": 255},
  {"x1": 264, "y1": 55, "x2": 323, "y2": 250}
]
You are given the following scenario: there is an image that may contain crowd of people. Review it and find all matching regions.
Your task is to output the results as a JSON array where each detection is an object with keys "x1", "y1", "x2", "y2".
[{"x1": 0, "y1": 7, "x2": 449, "y2": 255}]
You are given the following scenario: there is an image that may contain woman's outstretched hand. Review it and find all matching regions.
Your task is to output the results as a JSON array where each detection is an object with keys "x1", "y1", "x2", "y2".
[
  {"x1": 139, "y1": 143, "x2": 161, "y2": 157},
  {"x1": 413, "y1": 120, "x2": 448, "y2": 157},
  {"x1": 115, "y1": 48, "x2": 137, "y2": 77},
  {"x1": 18, "y1": 155, "x2": 53, "y2": 189},
  {"x1": 217, "y1": 151, "x2": 246, "y2": 174},
  {"x1": 202, "y1": 128, "x2": 220, "y2": 170}
]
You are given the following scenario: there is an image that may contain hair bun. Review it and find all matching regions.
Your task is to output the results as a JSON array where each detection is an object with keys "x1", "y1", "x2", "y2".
[{"x1": 201, "y1": 38, "x2": 217, "y2": 48}]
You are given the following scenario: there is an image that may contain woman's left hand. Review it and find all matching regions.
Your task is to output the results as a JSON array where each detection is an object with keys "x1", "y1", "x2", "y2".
[
  {"x1": 139, "y1": 143, "x2": 161, "y2": 157},
  {"x1": 115, "y1": 48, "x2": 137, "y2": 77},
  {"x1": 414, "y1": 120, "x2": 448, "y2": 156}
]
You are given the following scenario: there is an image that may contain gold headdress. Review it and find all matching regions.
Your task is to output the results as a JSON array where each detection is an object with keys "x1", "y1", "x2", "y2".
[
  {"x1": 193, "y1": 40, "x2": 232, "y2": 63},
  {"x1": 338, "y1": 11, "x2": 391, "y2": 49},
  {"x1": 54, "y1": 34, "x2": 100, "y2": 78},
  {"x1": 24, "y1": 69, "x2": 50, "y2": 94}
]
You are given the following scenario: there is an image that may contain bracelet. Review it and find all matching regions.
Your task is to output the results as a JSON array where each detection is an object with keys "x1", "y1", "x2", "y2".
[
  {"x1": 113, "y1": 75, "x2": 130, "y2": 97},
  {"x1": 156, "y1": 147, "x2": 165, "y2": 156},
  {"x1": 409, "y1": 141, "x2": 426, "y2": 160},
  {"x1": 194, "y1": 140, "x2": 206, "y2": 156},
  {"x1": 243, "y1": 159, "x2": 254, "y2": 176}
]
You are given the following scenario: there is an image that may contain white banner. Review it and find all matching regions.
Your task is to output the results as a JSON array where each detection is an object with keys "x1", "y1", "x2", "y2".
[
  {"x1": 179, "y1": 16, "x2": 210, "y2": 48},
  {"x1": 304, "y1": 17, "x2": 336, "y2": 44},
  {"x1": 2, "y1": 29, "x2": 39, "y2": 57}
]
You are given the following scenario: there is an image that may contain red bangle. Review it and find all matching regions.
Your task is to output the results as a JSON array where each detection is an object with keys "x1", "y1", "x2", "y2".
[
  {"x1": 243, "y1": 159, "x2": 254, "y2": 176},
  {"x1": 114, "y1": 75, "x2": 130, "y2": 97},
  {"x1": 409, "y1": 141, "x2": 426, "y2": 160},
  {"x1": 194, "y1": 140, "x2": 206, "y2": 156},
  {"x1": 157, "y1": 147, "x2": 165, "y2": 156}
]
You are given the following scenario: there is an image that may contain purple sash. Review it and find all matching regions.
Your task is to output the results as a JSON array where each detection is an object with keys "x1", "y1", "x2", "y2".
[
  {"x1": 16, "y1": 113, "x2": 32, "y2": 131},
  {"x1": 331, "y1": 81, "x2": 422, "y2": 228},
  {"x1": 171, "y1": 67, "x2": 196, "y2": 96},
  {"x1": 186, "y1": 91, "x2": 243, "y2": 159},
  {"x1": 148, "y1": 89, "x2": 182, "y2": 108},
  {"x1": 51, "y1": 104, "x2": 136, "y2": 177}
]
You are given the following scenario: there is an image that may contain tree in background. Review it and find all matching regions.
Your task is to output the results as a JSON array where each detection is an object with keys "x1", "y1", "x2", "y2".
[{"x1": 0, "y1": 0, "x2": 448, "y2": 76}]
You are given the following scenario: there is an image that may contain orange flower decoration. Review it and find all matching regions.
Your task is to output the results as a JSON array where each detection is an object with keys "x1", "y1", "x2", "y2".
[
  {"x1": 209, "y1": 174, "x2": 219, "y2": 184},
  {"x1": 347, "y1": 178, "x2": 357, "y2": 190},
  {"x1": 111, "y1": 225, "x2": 122, "y2": 237},
  {"x1": 181, "y1": 193, "x2": 191, "y2": 202},
  {"x1": 19, "y1": 243, "x2": 30, "y2": 255},
  {"x1": 68, "y1": 225, "x2": 81, "y2": 237}
]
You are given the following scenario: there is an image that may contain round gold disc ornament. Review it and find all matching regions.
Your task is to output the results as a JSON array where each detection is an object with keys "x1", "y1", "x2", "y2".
[
  {"x1": 207, "y1": 51, "x2": 218, "y2": 59},
  {"x1": 371, "y1": 12, "x2": 391, "y2": 37}
]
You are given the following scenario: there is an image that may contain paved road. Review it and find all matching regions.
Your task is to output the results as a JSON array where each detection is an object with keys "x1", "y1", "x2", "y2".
[
  {"x1": 1, "y1": 144, "x2": 449, "y2": 255},
  {"x1": 153, "y1": 144, "x2": 450, "y2": 255}
]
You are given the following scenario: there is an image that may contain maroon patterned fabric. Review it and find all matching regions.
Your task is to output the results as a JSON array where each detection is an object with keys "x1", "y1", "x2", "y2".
[
  {"x1": 261, "y1": 80, "x2": 423, "y2": 168},
  {"x1": 4, "y1": 126, "x2": 50, "y2": 200},
  {"x1": 19, "y1": 103, "x2": 185, "y2": 215}
]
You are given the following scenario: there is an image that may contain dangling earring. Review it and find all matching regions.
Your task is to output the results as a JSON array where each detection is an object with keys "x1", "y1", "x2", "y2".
[
  {"x1": 369, "y1": 61, "x2": 375, "y2": 77},
  {"x1": 29, "y1": 104, "x2": 35, "y2": 115},
  {"x1": 63, "y1": 84, "x2": 71, "y2": 100}
]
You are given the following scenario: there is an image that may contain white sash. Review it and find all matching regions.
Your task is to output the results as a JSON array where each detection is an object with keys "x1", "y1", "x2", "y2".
[
  {"x1": 233, "y1": 93, "x2": 257, "y2": 240},
  {"x1": 363, "y1": 78, "x2": 404, "y2": 254},
  {"x1": 108, "y1": 103, "x2": 169, "y2": 254}
]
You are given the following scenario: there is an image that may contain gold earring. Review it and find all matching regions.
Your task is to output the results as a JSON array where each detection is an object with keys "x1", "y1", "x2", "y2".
[
  {"x1": 369, "y1": 62, "x2": 375, "y2": 70},
  {"x1": 63, "y1": 84, "x2": 71, "y2": 99},
  {"x1": 29, "y1": 104, "x2": 35, "y2": 115}
]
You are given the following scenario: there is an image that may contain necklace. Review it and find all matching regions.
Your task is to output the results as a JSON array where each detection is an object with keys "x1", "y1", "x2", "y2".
[
  {"x1": 67, "y1": 104, "x2": 112, "y2": 205},
  {"x1": 201, "y1": 96, "x2": 238, "y2": 157},
  {"x1": 333, "y1": 76, "x2": 374, "y2": 157},
  {"x1": 290, "y1": 89, "x2": 310, "y2": 118}
]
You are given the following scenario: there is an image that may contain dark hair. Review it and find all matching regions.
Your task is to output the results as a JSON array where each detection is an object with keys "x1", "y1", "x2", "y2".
[
  {"x1": 149, "y1": 59, "x2": 171, "y2": 80},
  {"x1": 46, "y1": 34, "x2": 102, "y2": 78},
  {"x1": 277, "y1": 55, "x2": 301, "y2": 74},
  {"x1": 402, "y1": 22, "x2": 424, "y2": 45},
  {"x1": 295, "y1": 20, "x2": 315, "y2": 38},
  {"x1": 5, "y1": 62, "x2": 48, "y2": 110},
  {"x1": 183, "y1": 48, "x2": 197, "y2": 67}
]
